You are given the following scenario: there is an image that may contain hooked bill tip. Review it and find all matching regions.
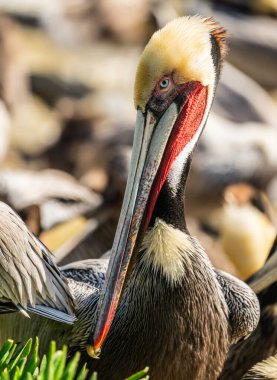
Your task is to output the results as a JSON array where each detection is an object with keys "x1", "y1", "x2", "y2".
[{"x1": 86, "y1": 344, "x2": 101, "y2": 359}]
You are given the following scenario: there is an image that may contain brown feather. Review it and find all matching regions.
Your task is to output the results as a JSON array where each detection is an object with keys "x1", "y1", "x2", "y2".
[{"x1": 203, "y1": 17, "x2": 229, "y2": 59}]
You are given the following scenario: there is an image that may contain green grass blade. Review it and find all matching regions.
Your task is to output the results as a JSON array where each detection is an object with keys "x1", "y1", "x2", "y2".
[
  {"x1": 3, "y1": 343, "x2": 18, "y2": 368},
  {"x1": 11, "y1": 366, "x2": 21, "y2": 380},
  {"x1": 37, "y1": 355, "x2": 47, "y2": 380},
  {"x1": 23, "y1": 373, "x2": 34, "y2": 380},
  {"x1": 3, "y1": 343, "x2": 19, "y2": 367},
  {"x1": 53, "y1": 350, "x2": 66, "y2": 380},
  {"x1": 89, "y1": 373, "x2": 98, "y2": 380},
  {"x1": 0, "y1": 338, "x2": 151, "y2": 380},
  {"x1": 8, "y1": 339, "x2": 32, "y2": 373},
  {"x1": 0, "y1": 368, "x2": 10, "y2": 380},
  {"x1": 23, "y1": 336, "x2": 39, "y2": 376},
  {"x1": 0, "y1": 340, "x2": 15, "y2": 372},
  {"x1": 52, "y1": 346, "x2": 67, "y2": 380},
  {"x1": 15, "y1": 357, "x2": 28, "y2": 376},
  {"x1": 75, "y1": 364, "x2": 88, "y2": 380},
  {"x1": 44, "y1": 341, "x2": 56, "y2": 380},
  {"x1": 60, "y1": 352, "x2": 80, "y2": 380},
  {"x1": 0, "y1": 341, "x2": 14, "y2": 361},
  {"x1": 125, "y1": 367, "x2": 150, "y2": 380}
]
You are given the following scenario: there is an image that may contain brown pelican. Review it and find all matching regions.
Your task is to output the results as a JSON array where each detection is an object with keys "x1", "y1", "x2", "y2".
[
  {"x1": 220, "y1": 237, "x2": 277, "y2": 379},
  {"x1": 0, "y1": 16, "x2": 259, "y2": 380}
]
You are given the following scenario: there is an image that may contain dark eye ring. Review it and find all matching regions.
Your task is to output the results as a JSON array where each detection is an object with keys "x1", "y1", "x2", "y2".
[{"x1": 160, "y1": 78, "x2": 170, "y2": 89}]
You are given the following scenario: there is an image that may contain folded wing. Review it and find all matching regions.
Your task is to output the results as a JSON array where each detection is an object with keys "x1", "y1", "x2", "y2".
[{"x1": 0, "y1": 202, "x2": 76, "y2": 324}]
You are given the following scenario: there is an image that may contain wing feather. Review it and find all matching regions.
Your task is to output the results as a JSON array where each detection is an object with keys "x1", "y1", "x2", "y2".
[
  {"x1": 0, "y1": 202, "x2": 75, "y2": 319},
  {"x1": 61, "y1": 258, "x2": 108, "y2": 288}
]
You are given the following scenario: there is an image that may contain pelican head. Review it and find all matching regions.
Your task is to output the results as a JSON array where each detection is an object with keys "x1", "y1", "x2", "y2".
[{"x1": 87, "y1": 15, "x2": 227, "y2": 356}]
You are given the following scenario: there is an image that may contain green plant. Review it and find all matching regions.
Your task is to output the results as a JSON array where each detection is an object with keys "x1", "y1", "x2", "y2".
[{"x1": 0, "y1": 338, "x2": 149, "y2": 380}]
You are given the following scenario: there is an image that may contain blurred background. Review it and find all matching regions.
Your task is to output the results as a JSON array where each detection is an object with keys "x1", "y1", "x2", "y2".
[{"x1": 0, "y1": 0, "x2": 276, "y2": 280}]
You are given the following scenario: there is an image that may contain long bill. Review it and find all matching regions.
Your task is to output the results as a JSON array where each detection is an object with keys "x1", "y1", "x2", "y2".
[{"x1": 87, "y1": 81, "x2": 209, "y2": 357}]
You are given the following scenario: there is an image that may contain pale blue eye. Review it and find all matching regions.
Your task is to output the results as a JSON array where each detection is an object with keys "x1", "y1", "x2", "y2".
[{"x1": 160, "y1": 79, "x2": 170, "y2": 89}]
